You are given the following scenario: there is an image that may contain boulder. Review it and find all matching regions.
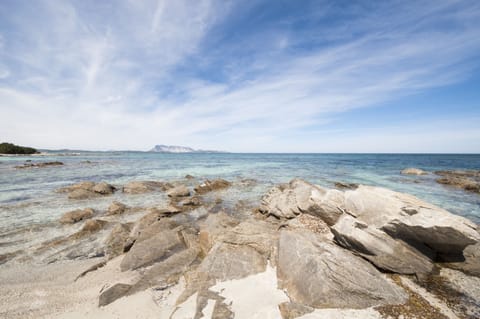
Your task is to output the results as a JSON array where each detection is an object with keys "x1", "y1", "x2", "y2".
[
  {"x1": 59, "y1": 208, "x2": 94, "y2": 224},
  {"x1": 104, "y1": 223, "x2": 132, "y2": 259},
  {"x1": 277, "y1": 230, "x2": 407, "y2": 309},
  {"x1": 194, "y1": 179, "x2": 231, "y2": 194},
  {"x1": 81, "y1": 219, "x2": 108, "y2": 233},
  {"x1": 120, "y1": 229, "x2": 184, "y2": 271},
  {"x1": 107, "y1": 201, "x2": 127, "y2": 215},
  {"x1": 167, "y1": 185, "x2": 191, "y2": 198},
  {"x1": 259, "y1": 179, "x2": 345, "y2": 225},
  {"x1": 344, "y1": 185, "x2": 480, "y2": 257},
  {"x1": 401, "y1": 168, "x2": 428, "y2": 175},
  {"x1": 332, "y1": 215, "x2": 433, "y2": 275},
  {"x1": 57, "y1": 181, "x2": 116, "y2": 199},
  {"x1": 122, "y1": 180, "x2": 173, "y2": 194},
  {"x1": 92, "y1": 182, "x2": 116, "y2": 195}
]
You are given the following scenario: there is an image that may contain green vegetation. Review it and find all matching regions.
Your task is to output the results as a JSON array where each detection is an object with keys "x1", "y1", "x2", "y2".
[{"x1": 0, "y1": 142, "x2": 37, "y2": 154}]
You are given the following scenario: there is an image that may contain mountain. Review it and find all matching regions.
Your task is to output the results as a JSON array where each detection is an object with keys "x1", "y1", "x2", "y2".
[{"x1": 148, "y1": 145, "x2": 221, "y2": 153}]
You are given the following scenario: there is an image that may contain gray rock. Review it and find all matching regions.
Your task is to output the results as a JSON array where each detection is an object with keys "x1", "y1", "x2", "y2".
[
  {"x1": 167, "y1": 185, "x2": 191, "y2": 198},
  {"x1": 344, "y1": 185, "x2": 480, "y2": 257},
  {"x1": 59, "y1": 208, "x2": 94, "y2": 224},
  {"x1": 277, "y1": 230, "x2": 407, "y2": 309},
  {"x1": 120, "y1": 229, "x2": 184, "y2": 271},
  {"x1": 332, "y1": 215, "x2": 433, "y2": 275},
  {"x1": 106, "y1": 201, "x2": 127, "y2": 215},
  {"x1": 442, "y1": 243, "x2": 480, "y2": 277},
  {"x1": 99, "y1": 283, "x2": 132, "y2": 306},
  {"x1": 401, "y1": 168, "x2": 428, "y2": 175},
  {"x1": 259, "y1": 179, "x2": 345, "y2": 225}
]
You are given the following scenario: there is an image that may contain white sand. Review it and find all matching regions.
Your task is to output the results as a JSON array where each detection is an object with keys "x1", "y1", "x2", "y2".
[{"x1": 209, "y1": 264, "x2": 289, "y2": 319}]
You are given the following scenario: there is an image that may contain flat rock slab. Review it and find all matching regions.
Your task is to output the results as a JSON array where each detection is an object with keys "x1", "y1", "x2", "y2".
[{"x1": 277, "y1": 230, "x2": 407, "y2": 309}]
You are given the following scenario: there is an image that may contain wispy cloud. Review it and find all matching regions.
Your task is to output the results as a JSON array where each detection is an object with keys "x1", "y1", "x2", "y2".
[{"x1": 0, "y1": 0, "x2": 479, "y2": 152}]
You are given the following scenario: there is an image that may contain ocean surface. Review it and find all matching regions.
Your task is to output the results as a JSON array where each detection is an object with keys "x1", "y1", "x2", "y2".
[{"x1": 0, "y1": 152, "x2": 479, "y2": 238}]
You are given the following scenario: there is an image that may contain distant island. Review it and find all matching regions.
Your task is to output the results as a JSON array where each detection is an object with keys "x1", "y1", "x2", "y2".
[
  {"x1": 0, "y1": 142, "x2": 37, "y2": 154},
  {"x1": 148, "y1": 144, "x2": 222, "y2": 153}
]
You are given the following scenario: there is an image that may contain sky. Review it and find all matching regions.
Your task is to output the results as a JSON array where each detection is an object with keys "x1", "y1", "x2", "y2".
[{"x1": 0, "y1": 0, "x2": 479, "y2": 153}]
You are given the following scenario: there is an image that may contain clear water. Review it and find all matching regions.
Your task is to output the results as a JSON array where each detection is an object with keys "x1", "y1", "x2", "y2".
[{"x1": 0, "y1": 152, "x2": 479, "y2": 235}]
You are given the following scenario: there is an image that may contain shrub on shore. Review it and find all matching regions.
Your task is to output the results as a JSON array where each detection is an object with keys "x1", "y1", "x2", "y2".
[{"x1": 0, "y1": 142, "x2": 37, "y2": 154}]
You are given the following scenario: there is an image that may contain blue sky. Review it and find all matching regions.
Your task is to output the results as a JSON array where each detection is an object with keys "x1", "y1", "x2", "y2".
[{"x1": 0, "y1": 0, "x2": 479, "y2": 152}]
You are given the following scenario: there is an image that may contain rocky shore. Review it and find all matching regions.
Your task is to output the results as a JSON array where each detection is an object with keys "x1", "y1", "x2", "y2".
[{"x1": 1, "y1": 176, "x2": 479, "y2": 319}]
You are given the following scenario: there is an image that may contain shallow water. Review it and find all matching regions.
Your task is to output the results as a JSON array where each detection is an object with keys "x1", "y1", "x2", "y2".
[{"x1": 0, "y1": 152, "x2": 479, "y2": 235}]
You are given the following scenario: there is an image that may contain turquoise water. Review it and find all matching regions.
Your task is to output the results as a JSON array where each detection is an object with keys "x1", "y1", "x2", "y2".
[{"x1": 0, "y1": 152, "x2": 479, "y2": 233}]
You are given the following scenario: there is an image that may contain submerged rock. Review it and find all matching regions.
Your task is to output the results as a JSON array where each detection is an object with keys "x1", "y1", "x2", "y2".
[
  {"x1": 122, "y1": 180, "x2": 173, "y2": 194},
  {"x1": 344, "y1": 185, "x2": 480, "y2": 258},
  {"x1": 401, "y1": 168, "x2": 428, "y2": 175},
  {"x1": 194, "y1": 179, "x2": 231, "y2": 194},
  {"x1": 92, "y1": 182, "x2": 116, "y2": 195},
  {"x1": 435, "y1": 170, "x2": 480, "y2": 194},
  {"x1": 167, "y1": 185, "x2": 191, "y2": 198},
  {"x1": 14, "y1": 161, "x2": 64, "y2": 169},
  {"x1": 259, "y1": 179, "x2": 345, "y2": 225},
  {"x1": 59, "y1": 208, "x2": 95, "y2": 224},
  {"x1": 277, "y1": 230, "x2": 407, "y2": 308}
]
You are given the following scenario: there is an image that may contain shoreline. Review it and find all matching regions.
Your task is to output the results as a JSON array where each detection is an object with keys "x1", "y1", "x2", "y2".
[{"x1": 1, "y1": 176, "x2": 479, "y2": 318}]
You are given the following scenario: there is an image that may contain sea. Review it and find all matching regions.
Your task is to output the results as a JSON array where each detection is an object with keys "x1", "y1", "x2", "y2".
[{"x1": 0, "y1": 152, "x2": 479, "y2": 253}]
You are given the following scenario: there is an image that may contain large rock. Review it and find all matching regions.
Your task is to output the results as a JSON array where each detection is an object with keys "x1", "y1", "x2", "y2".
[
  {"x1": 277, "y1": 230, "x2": 407, "y2": 309},
  {"x1": 122, "y1": 180, "x2": 173, "y2": 194},
  {"x1": 194, "y1": 179, "x2": 231, "y2": 194},
  {"x1": 344, "y1": 185, "x2": 480, "y2": 257},
  {"x1": 401, "y1": 168, "x2": 427, "y2": 175},
  {"x1": 259, "y1": 179, "x2": 345, "y2": 225},
  {"x1": 332, "y1": 215, "x2": 433, "y2": 275},
  {"x1": 59, "y1": 208, "x2": 94, "y2": 224},
  {"x1": 442, "y1": 243, "x2": 480, "y2": 277},
  {"x1": 120, "y1": 228, "x2": 184, "y2": 271}
]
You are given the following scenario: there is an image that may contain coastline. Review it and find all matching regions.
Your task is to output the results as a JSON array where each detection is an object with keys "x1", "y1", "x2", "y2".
[{"x1": 1, "y1": 174, "x2": 479, "y2": 318}]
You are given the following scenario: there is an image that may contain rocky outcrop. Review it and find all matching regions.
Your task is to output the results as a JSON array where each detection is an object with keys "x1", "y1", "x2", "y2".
[
  {"x1": 401, "y1": 168, "x2": 428, "y2": 175},
  {"x1": 122, "y1": 180, "x2": 173, "y2": 194},
  {"x1": 106, "y1": 201, "x2": 127, "y2": 215},
  {"x1": 259, "y1": 179, "x2": 345, "y2": 225},
  {"x1": 194, "y1": 179, "x2": 231, "y2": 194},
  {"x1": 435, "y1": 170, "x2": 480, "y2": 194},
  {"x1": 56, "y1": 181, "x2": 116, "y2": 199},
  {"x1": 59, "y1": 208, "x2": 94, "y2": 224},
  {"x1": 277, "y1": 230, "x2": 407, "y2": 308},
  {"x1": 332, "y1": 215, "x2": 433, "y2": 275},
  {"x1": 344, "y1": 185, "x2": 480, "y2": 258}
]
